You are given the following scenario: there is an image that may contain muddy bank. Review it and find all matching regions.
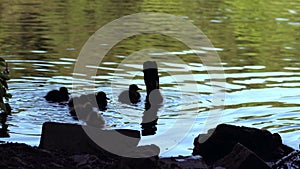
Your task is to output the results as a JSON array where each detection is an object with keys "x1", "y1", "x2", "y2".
[
  {"x1": 0, "y1": 142, "x2": 299, "y2": 169},
  {"x1": 0, "y1": 122, "x2": 299, "y2": 169}
]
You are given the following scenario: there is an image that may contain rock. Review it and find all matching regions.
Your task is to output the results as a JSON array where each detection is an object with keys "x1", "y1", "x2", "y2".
[
  {"x1": 0, "y1": 142, "x2": 297, "y2": 169},
  {"x1": 50, "y1": 162, "x2": 64, "y2": 168},
  {"x1": 272, "y1": 150, "x2": 300, "y2": 169},
  {"x1": 159, "y1": 156, "x2": 209, "y2": 169},
  {"x1": 0, "y1": 143, "x2": 73, "y2": 168},
  {"x1": 39, "y1": 122, "x2": 140, "y2": 156},
  {"x1": 10, "y1": 156, "x2": 28, "y2": 167},
  {"x1": 213, "y1": 143, "x2": 272, "y2": 169},
  {"x1": 193, "y1": 124, "x2": 294, "y2": 164},
  {"x1": 123, "y1": 144, "x2": 160, "y2": 158},
  {"x1": 71, "y1": 154, "x2": 101, "y2": 168},
  {"x1": 118, "y1": 156, "x2": 159, "y2": 169}
]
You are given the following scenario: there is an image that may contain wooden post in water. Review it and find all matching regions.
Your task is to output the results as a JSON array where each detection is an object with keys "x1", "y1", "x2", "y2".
[
  {"x1": 143, "y1": 61, "x2": 159, "y2": 101},
  {"x1": 142, "y1": 61, "x2": 161, "y2": 136}
]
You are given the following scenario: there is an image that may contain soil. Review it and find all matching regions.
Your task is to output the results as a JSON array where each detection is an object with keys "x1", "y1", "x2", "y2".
[{"x1": 0, "y1": 142, "x2": 299, "y2": 169}]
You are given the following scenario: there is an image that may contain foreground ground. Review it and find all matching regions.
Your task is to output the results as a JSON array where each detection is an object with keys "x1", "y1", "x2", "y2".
[{"x1": 0, "y1": 142, "x2": 299, "y2": 169}]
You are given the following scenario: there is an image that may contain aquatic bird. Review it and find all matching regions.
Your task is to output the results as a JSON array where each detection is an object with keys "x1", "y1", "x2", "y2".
[
  {"x1": 68, "y1": 94, "x2": 89, "y2": 109},
  {"x1": 96, "y1": 91, "x2": 109, "y2": 110},
  {"x1": 68, "y1": 91, "x2": 109, "y2": 111},
  {"x1": 69, "y1": 103, "x2": 105, "y2": 128},
  {"x1": 44, "y1": 87, "x2": 69, "y2": 102},
  {"x1": 67, "y1": 97, "x2": 74, "y2": 108},
  {"x1": 69, "y1": 103, "x2": 92, "y2": 120},
  {"x1": 86, "y1": 109, "x2": 105, "y2": 128},
  {"x1": 118, "y1": 84, "x2": 142, "y2": 104}
]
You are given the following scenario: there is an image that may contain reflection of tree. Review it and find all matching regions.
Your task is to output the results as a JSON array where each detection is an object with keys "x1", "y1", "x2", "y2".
[
  {"x1": 16, "y1": 11, "x2": 53, "y2": 54},
  {"x1": 0, "y1": 3, "x2": 55, "y2": 77},
  {"x1": 0, "y1": 4, "x2": 53, "y2": 56}
]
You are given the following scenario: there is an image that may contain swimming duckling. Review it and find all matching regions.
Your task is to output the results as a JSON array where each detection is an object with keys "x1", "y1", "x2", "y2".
[
  {"x1": 68, "y1": 92, "x2": 109, "y2": 112},
  {"x1": 118, "y1": 84, "x2": 142, "y2": 104},
  {"x1": 129, "y1": 84, "x2": 142, "y2": 103},
  {"x1": 96, "y1": 91, "x2": 109, "y2": 110},
  {"x1": 68, "y1": 94, "x2": 89, "y2": 108},
  {"x1": 69, "y1": 102, "x2": 105, "y2": 128},
  {"x1": 86, "y1": 109, "x2": 105, "y2": 128},
  {"x1": 69, "y1": 102, "x2": 93, "y2": 120},
  {"x1": 44, "y1": 87, "x2": 69, "y2": 102}
]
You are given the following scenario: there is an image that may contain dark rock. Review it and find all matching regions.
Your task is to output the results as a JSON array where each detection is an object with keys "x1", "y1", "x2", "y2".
[
  {"x1": 159, "y1": 156, "x2": 209, "y2": 169},
  {"x1": 213, "y1": 143, "x2": 272, "y2": 169},
  {"x1": 2, "y1": 142, "x2": 297, "y2": 169},
  {"x1": 193, "y1": 124, "x2": 294, "y2": 164},
  {"x1": 0, "y1": 143, "x2": 77, "y2": 168},
  {"x1": 118, "y1": 157, "x2": 158, "y2": 169},
  {"x1": 272, "y1": 150, "x2": 300, "y2": 169},
  {"x1": 39, "y1": 122, "x2": 140, "y2": 157},
  {"x1": 71, "y1": 154, "x2": 101, "y2": 168},
  {"x1": 11, "y1": 156, "x2": 28, "y2": 167},
  {"x1": 50, "y1": 162, "x2": 64, "y2": 168}
]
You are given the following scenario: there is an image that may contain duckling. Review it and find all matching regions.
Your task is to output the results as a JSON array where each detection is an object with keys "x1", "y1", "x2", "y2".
[
  {"x1": 69, "y1": 105, "x2": 83, "y2": 120},
  {"x1": 129, "y1": 84, "x2": 142, "y2": 103},
  {"x1": 68, "y1": 94, "x2": 88, "y2": 109},
  {"x1": 70, "y1": 102, "x2": 105, "y2": 128},
  {"x1": 86, "y1": 109, "x2": 105, "y2": 128},
  {"x1": 68, "y1": 92, "x2": 109, "y2": 113},
  {"x1": 70, "y1": 102, "x2": 93, "y2": 120},
  {"x1": 96, "y1": 91, "x2": 109, "y2": 110},
  {"x1": 44, "y1": 87, "x2": 69, "y2": 102},
  {"x1": 68, "y1": 94, "x2": 90, "y2": 118},
  {"x1": 67, "y1": 97, "x2": 74, "y2": 108},
  {"x1": 118, "y1": 84, "x2": 142, "y2": 104}
]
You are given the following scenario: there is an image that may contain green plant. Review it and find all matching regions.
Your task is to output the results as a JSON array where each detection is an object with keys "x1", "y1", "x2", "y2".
[{"x1": 0, "y1": 57, "x2": 11, "y2": 137}]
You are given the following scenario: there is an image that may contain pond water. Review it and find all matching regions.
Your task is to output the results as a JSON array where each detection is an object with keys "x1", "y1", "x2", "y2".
[{"x1": 0, "y1": 0, "x2": 299, "y2": 157}]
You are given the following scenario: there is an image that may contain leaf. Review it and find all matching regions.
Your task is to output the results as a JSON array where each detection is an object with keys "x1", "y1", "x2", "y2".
[
  {"x1": 0, "y1": 79, "x2": 8, "y2": 89},
  {"x1": 0, "y1": 103, "x2": 5, "y2": 111},
  {"x1": 4, "y1": 93, "x2": 12, "y2": 100},
  {"x1": 0, "y1": 58, "x2": 4, "y2": 62},
  {"x1": 0, "y1": 74, "x2": 9, "y2": 80},
  {"x1": 4, "y1": 103, "x2": 11, "y2": 115}
]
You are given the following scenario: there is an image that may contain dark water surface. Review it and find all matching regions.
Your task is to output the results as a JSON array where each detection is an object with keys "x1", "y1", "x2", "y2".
[{"x1": 0, "y1": 0, "x2": 299, "y2": 156}]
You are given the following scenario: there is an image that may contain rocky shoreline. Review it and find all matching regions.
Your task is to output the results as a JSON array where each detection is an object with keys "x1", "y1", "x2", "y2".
[{"x1": 0, "y1": 122, "x2": 299, "y2": 169}]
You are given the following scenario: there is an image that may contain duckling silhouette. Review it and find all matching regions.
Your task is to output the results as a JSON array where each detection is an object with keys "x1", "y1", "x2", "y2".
[
  {"x1": 86, "y1": 108, "x2": 105, "y2": 128},
  {"x1": 69, "y1": 102, "x2": 105, "y2": 126},
  {"x1": 70, "y1": 102, "x2": 93, "y2": 120},
  {"x1": 118, "y1": 84, "x2": 142, "y2": 104},
  {"x1": 68, "y1": 91, "x2": 109, "y2": 112},
  {"x1": 96, "y1": 91, "x2": 109, "y2": 110},
  {"x1": 69, "y1": 105, "x2": 84, "y2": 120},
  {"x1": 68, "y1": 94, "x2": 89, "y2": 108},
  {"x1": 44, "y1": 87, "x2": 69, "y2": 102}
]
